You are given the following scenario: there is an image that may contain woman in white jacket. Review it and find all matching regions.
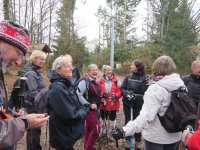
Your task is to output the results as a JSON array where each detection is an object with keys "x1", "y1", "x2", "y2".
[{"x1": 120, "y1": 56, "x2": 184, "y2": 150}]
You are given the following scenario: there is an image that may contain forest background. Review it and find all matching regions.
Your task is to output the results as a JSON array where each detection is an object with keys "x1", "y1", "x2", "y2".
[{"x1": 1, "y1": 0, "x2": 200, "y2": 74}]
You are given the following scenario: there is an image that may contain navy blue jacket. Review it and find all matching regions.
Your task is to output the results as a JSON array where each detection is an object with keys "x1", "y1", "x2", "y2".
[{"x1": 48, "y1": 70, "x2": 87, "y2": 149}]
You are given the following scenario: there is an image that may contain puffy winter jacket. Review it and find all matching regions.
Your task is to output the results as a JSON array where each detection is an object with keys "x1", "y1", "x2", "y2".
[
  {"x1": 99, "y1": 74, "x2": 121, "y2": 111},
  {"x1": 48, "y1": 70, "x2": 87, "y2": 150}
]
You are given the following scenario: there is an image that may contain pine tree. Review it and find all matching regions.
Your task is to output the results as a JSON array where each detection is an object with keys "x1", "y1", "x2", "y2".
[
  {"x1": 151, "y1": 0, "x2": 197, "y2": 71},
  {"x1": 55, "y1": 0, "x2": 86, "y2": 67},
  {"x1": 55, "y1": 0, "x2": 75, "y2": 55}
]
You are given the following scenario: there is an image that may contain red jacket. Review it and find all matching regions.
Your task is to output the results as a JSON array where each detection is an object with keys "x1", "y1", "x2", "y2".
[
  {"x1": 98, "y1": 74, "x2": 121, "y2": 111},
  {"x1": 186, "y1": 121, "x2": 200, "y2": 150}
]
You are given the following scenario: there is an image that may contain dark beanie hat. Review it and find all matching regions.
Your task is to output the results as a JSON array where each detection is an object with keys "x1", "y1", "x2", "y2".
[{"x1": 0, "y1": 21, "x2": 31, "y2": 55}]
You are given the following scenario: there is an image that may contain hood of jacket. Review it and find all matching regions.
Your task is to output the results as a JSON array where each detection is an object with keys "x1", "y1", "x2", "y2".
[
  {"x1": 156, "y1": 73, "x2": 185, "y2": 92},
  {"x1": 48, "y1": 70, "x2": 73, "y2": 86}
]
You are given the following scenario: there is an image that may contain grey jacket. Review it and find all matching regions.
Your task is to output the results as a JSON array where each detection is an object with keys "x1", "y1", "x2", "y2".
[
  {"x1": 23, "y1": 63, "x2": 45, "y2": 111},
  {"x1": 24, "y1": 63, "x2": 45, "y2": 99}
]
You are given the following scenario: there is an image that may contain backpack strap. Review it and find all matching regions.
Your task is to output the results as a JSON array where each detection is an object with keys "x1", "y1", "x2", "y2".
[{"x1": 76, "y1": 78, "x2": 90, "y2": 93}]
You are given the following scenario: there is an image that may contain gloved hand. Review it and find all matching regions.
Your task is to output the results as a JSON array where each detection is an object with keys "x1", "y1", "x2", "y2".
[
  {"x1": 111, "y1": 127, "x2": 125, "y2": 140},
  {"x1": 83, "y1": 104, "x2": 90, "y2": 112},
  {"x1": 126, "y1": 93, "x2": 135, "y2": 101}
]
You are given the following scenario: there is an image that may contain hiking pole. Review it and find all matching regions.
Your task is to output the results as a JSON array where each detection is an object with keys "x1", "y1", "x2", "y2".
[
  {"x1": 113, "y1": 115, "x2": 118, "y2": 148},
  {"x1": 116, "y1": 138, "x2": 119, "y2": 148},
  {"x1": 127, "y1": 107, "x2": 134, "y2": 150},
  {"x1": 114, "y1": 119, "x2": 119, "y2": 148}
]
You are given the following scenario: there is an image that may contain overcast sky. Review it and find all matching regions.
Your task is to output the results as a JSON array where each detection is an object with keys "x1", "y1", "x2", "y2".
[
  {"x1": 74, "y1": 0, "x2": 147, "y2": 50},
  {"x1": 74, "y1": 0, "x2": 107, "y2": 49},
  {"x1": 1, "y1": 0, "x2": 198, "y2": 50}
]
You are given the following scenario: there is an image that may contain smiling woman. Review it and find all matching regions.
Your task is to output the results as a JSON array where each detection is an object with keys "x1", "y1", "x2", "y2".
[
  {"x1": 51, "y1": 55, "x2": 72, "y2": 78},
  {"x1": 47, "y1": 55, "x2": 88, "y2": 150}
]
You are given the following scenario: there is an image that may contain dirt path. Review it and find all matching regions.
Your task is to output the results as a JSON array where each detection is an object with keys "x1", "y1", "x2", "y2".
[{"x1": 15, "y1": 101, "x2": 127, "y2": 150}]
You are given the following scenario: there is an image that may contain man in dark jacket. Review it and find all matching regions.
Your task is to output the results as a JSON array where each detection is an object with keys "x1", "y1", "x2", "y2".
[
  {"x1": 0, "y1": 21, "x2": 49, "y2": 149},
  {"x1": 48, "y1": 55, "x2": 88, "y2": 150},
  {"x1": 183, "y1": 60, "x2": 200, "y2": 107}
]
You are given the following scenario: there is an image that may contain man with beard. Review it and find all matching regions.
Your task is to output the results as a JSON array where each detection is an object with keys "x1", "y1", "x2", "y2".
[{"x1": 0, "y1": 21, "x2": 49, "y2": 149}]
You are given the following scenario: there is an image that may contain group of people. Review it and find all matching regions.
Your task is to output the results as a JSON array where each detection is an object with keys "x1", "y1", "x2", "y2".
[
  {"x1": 1, "y1": 20, "x2": 200, "y2": 150},
  {"x1": 0, "y1": 20, "x2": 123, "y2": 150},
  {"x1": 113, "y1": 57, "x2": 200, "y2": 150}
]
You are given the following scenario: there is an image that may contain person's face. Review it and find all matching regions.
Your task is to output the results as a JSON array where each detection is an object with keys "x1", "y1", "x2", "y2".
[
  {"x1": 0, "y1": 42, "x2": 23, "y2": 68},
  {"x1": 33, "y1": 57, "x2": 46, "y2": 68},
  {"x1": 104, "y1": 67, "x2": 112, "y2": 77},
  {"x1": 88, "y1": 66, "x2": 98, "y2": 79},
  {"x1": 130, "y1": 64, "x2": 137, "y2": 72},
  {"x1": 192, "y1": 63, "x2": 200, "y2": 76},
  {"x1": 57, "y1": 62, "x2": 72, "y2": 78}
]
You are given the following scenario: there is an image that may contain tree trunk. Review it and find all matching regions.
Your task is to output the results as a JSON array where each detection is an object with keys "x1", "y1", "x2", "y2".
[{"x1": 3, "y1": 0, "x2": 10, "y2": 20}]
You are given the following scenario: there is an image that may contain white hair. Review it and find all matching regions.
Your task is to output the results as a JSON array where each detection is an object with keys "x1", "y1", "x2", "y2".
[
  {"x1": 52, "y1": 55, "x2": 72, "y2": 71},
  {"x1": 102, "y1": 65, "x2": 112, "y2": 72}
]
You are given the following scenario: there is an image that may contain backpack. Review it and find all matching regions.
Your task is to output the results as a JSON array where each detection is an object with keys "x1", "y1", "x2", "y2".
[
  {"x1": 158, "y1": 86, "x2": 198, "y2": 133},
  {"x1": 34, "y1": 87, "x2": 49, "y2": 113},
  {"x1": 74, "y1": 78, "x2": 90, "y2": 90},
  {"x1": 34, "y1": 82, "x2": 66, "y2": 113}
]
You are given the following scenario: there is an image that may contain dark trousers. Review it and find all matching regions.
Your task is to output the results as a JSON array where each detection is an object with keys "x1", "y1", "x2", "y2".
[
  {"x1": 144, "y1": 140, "x2": 179, "y2": 150},
  {"x1": 26, "y1": 128, "x2": 42, "y2": 150}
]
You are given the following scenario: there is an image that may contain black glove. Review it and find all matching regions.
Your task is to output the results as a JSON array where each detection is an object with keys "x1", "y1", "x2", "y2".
[{"x1": 111, "y1": 127, "x2": 125, "y2": 140}]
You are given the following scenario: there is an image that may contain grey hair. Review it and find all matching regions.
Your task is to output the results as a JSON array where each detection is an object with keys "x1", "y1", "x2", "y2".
[
  {"x1": 87, "y1": 64, "x2": 98, "y2": 71},
  {"x1": 52, "y1": 55, "x2": 72, "y2": 71},
  {"x1": 152, "y1": 55, "x2": 176, "y2": 76},
  {"x1": 102, "y1": 65, "x2": 112, "y2": 73}
]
